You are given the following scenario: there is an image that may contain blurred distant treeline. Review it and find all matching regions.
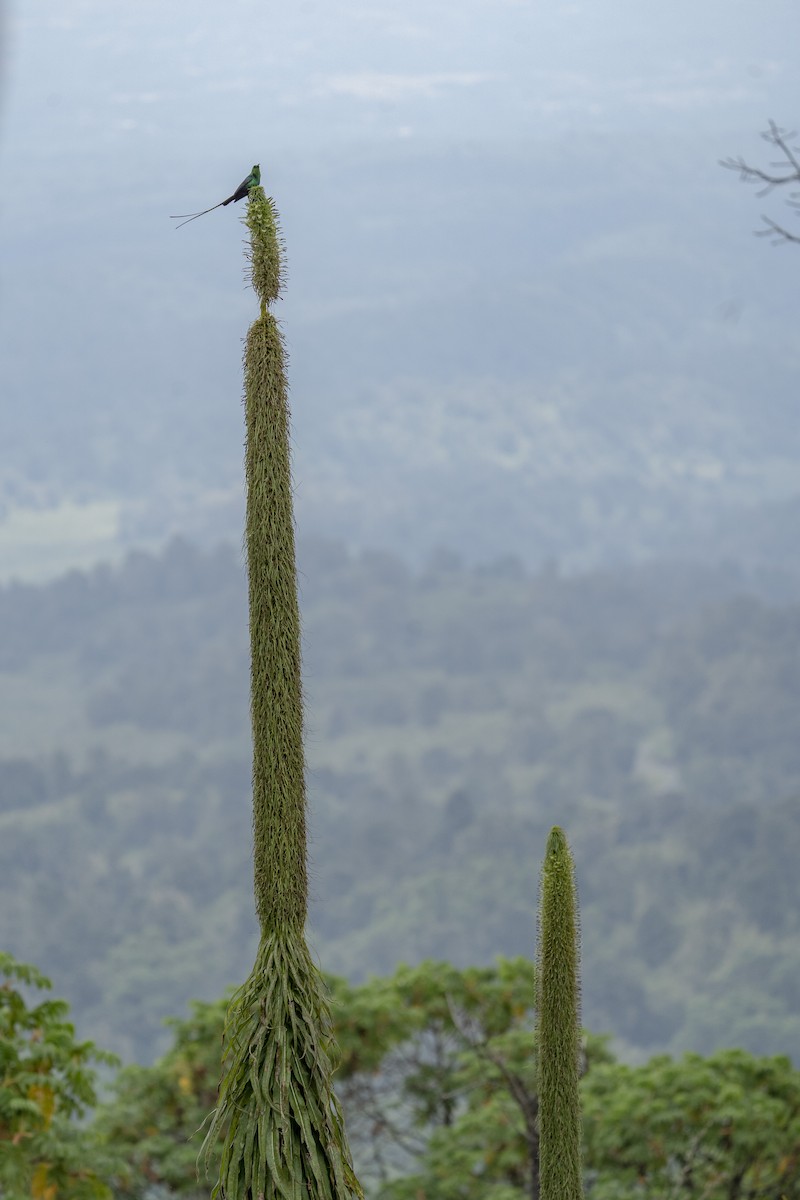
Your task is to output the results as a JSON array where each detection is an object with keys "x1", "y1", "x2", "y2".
[{"x1": 0, "y1": 536, "x2": 798, "y2": 1065}]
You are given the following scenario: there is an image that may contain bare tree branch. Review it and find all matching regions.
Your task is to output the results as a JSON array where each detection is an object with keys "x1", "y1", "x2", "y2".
[
  {"x1": 720, "y1": 119, "x2": 800, "y2": 246},
  {"x1": 756, "y1": 216, "x2": 800, "y2": 245}
]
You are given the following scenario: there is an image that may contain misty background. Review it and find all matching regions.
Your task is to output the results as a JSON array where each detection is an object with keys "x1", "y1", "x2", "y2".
[
  {"x1": 2, "y1": 0, "x2": 799, "y2": 578},
  {"x1": 1, "y1": 0, "x2": 799, "y2": 1068}
]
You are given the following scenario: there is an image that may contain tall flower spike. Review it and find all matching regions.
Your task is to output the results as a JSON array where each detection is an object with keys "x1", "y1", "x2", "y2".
[
  {"x1": 201, "y1": 185, "x2": 362, "y2": 1200},
  {"x1": 537, "y1": 826, "x2": 583, "y2": 1200}
]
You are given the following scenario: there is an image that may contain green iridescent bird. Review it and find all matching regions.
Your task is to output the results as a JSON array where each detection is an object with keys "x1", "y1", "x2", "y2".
[{"x1": 171, "y1": 164, "x2": 261, "y2": 228}]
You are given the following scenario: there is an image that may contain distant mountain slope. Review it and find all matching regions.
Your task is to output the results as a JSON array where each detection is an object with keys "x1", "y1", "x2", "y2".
[{"x1": 0, "y1": 538, "x2": 798, "y2": 1065}]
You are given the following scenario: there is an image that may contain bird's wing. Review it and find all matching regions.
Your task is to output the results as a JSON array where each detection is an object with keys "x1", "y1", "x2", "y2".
[{"x1": 222, "y1": 175, "x2": 257, "y2": 206}]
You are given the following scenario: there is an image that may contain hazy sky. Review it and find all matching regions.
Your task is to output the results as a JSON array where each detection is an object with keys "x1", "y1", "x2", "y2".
[
  {"x1": 0, "y1": 0, "x2": 794, "y2": 258},
  {"x1": 0, "y1": 0, "x2": 798, "y2": 577}
]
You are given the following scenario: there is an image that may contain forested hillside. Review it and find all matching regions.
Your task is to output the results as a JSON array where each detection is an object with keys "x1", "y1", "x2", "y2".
[{"x1": 1, "y1": 537, "x2": 798, "y2": 1064}]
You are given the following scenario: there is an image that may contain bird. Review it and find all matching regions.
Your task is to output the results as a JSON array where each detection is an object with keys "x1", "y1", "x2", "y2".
[{"x1": 170, "y1": 165, "x2": 261, "y2": 228}]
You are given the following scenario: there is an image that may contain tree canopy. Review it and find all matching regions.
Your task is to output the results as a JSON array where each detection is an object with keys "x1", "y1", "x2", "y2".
[
  {"x1": 0, "y1": 952, "x2": 117, "y2": 1200},
  {"x1": 4, "y1": 954, "x2": 799, "y2": 1199},
  {"x1": 583, "y1": 1049, "x2": 800, "y2": 1200}
]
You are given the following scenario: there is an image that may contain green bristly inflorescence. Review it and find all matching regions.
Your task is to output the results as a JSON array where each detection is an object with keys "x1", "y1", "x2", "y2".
[
  {"x1": 201, "y1": 186, "x2": 362, "y2": 1199},
  {"x1": 246, "y1": 188, "x2": 284, "y2": 309},
  {"x1": 536, "y1": 827, "x2": 583, "y2": 1200},
  {"x1": 244, "y1": 303, "x2": 307, "y2": 933},
  {"x1": 201, "y1": 933, "x2": 361, "y2": 1200}
]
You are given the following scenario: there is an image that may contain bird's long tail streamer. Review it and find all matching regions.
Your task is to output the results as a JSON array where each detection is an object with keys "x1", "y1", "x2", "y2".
[{"x1": 170, "y1": 203, "x2": 224, "y2": 229}]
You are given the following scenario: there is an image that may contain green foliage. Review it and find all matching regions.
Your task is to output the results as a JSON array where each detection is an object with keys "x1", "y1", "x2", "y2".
[
  {"x1": 91, "y1": 957, "x2": 800, "y2": 1200},
  {"x1": 334, "y1": 957, "x2": 539, "y2": 1159},
  {"x1": 0, "y1": 951, "x2": 118, "y2": 1199},
  {"x1": 333, "y1": 957, "x2": 610, "y2": 1198},
  {"x1": 537, "y1": 828, "x2": 582, "y2": 1200},
  {"x1": 583, "y1": 1048, "x2": 800, "y2": 1200},
  {"x1": 92, "y1": 958, "x2": 609, "y2": 1199},
  {"x1": 92, "y1": 995, "x2": 227, "y2": 1198},
  {"x1": 359, "y1": 958, "x2": 541, "y2": 1200}
]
